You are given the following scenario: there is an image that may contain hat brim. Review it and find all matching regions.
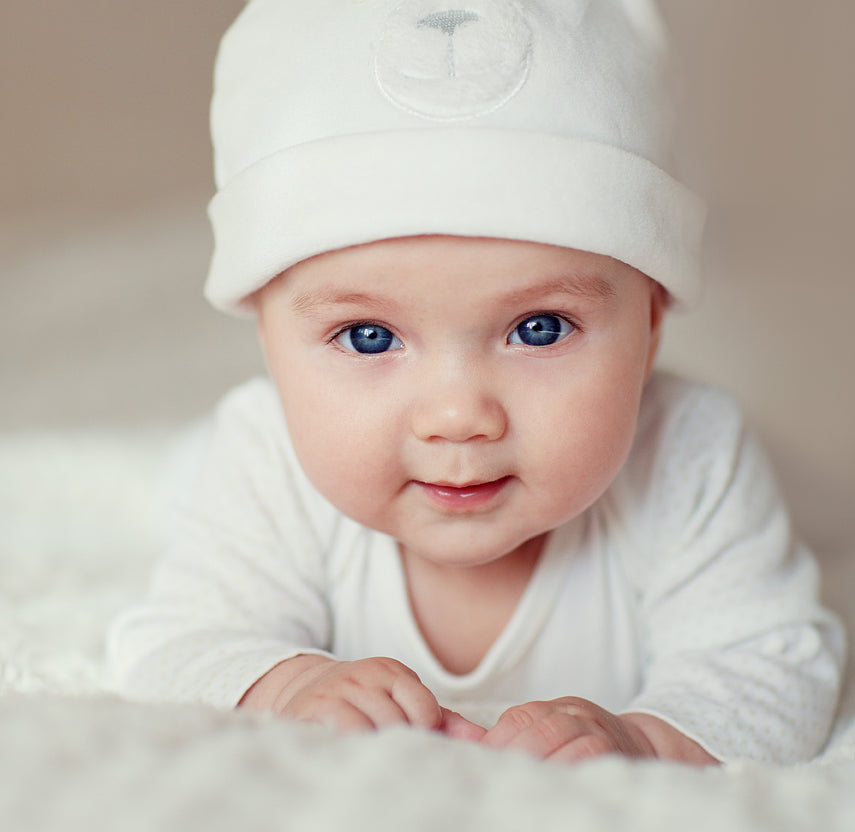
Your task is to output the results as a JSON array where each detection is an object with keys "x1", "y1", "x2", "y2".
[{"x1": 205, "y1": 127, "x2": 704, "y2": 316}]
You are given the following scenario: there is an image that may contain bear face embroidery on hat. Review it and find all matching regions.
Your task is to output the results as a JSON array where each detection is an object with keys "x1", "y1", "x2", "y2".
[{"x1": 374, "y1": 0, "x2": 533, "y2": 120}]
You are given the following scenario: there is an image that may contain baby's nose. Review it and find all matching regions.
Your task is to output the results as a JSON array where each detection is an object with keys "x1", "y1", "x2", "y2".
[{"x1": 411, "y1": 379, "x2": 507, "y2": 443}]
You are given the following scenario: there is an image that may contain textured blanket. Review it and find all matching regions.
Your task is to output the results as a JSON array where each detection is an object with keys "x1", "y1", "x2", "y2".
[{"x1": 2, "y1": 427, "x2": 853, "y2": 831}]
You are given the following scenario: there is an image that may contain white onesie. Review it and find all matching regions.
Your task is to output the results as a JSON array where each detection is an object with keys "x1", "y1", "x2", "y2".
[{"x1": 108, "y1": 372, "x2": 844, "y2": 764}]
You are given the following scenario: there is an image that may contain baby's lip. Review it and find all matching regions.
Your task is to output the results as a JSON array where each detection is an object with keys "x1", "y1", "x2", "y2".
[
  {"x1": 429, "y1": 479, "x2": 501, "y2": 489},
  {"x1": 415, "y1": 476, "x2": 512, "y2": 511},
  {"x1": 418, "y1": 474, "x2": 511, "y2": 490}
]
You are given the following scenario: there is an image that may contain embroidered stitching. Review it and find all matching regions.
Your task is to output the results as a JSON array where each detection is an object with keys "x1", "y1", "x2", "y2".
[{"x1": 417, "y1": 10, "x2": 481, "y2": 77}]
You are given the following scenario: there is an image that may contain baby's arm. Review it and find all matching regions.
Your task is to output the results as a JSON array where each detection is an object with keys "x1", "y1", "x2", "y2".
[
  {"x1": 239, "y1": 654, "x2": 485, "y2": 738},
  {"x1": 482, "y1": 698, "x2": 717, "y2": 764},
  {"x1": 601, "y1": 380, "x2": 845, "y2": 764},
  {"x1": 109, "y1": 383, "x2": 340, "y2": 709}
]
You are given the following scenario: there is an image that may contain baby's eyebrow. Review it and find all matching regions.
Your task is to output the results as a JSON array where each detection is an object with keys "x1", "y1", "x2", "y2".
[
  {"x1": 500, "y1": 273, "x2": 618, "y2": 306},
  {"x1": 289, "y1": 288, "x2": 396, "y2": 318}
]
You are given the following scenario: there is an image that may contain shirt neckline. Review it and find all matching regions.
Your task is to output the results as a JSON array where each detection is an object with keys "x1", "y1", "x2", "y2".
[{"x1": 376, "y1": 519, "x2": 584, "y2": 693}]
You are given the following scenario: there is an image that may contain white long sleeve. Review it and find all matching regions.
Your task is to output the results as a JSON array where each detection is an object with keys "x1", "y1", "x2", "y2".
[
  {"x1": 612, "y1": 375, "x2": 845, "y2": 761},
  {"x1": 108, "y1": 379, "x2": 337, "y2": 708}
]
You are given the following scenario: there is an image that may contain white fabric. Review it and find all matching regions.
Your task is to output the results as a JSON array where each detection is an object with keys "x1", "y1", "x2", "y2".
[
  {"x1": 204, "y1": 0, "x2": 704, "y2": 314},
  {"x1": 0, "y1": 695, "x2": 853, "y2": 832},
  {"x1": 108, "y1": 373, "x2": 844, "y2": 764}
]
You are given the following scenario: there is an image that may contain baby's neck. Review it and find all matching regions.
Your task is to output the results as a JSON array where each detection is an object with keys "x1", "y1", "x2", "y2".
[{"x1": 398, "y1": 535, "x2": 546, "y2": 676}]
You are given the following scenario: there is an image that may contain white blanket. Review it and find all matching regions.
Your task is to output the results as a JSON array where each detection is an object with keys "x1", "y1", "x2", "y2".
[{"x1": 2, "y1": 426, "x2": 854, "y2": 831}]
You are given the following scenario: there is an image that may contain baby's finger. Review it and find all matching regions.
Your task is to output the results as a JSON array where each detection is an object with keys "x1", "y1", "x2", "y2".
[
  {"x1": 503, "y1": 712, "x2": 596, "y2": 759},
  {"x1": 481, "y1": 702, "x2": 546, "y2": 748},
  {"x1": 388, "y1": 669, "x2": 443, "y2": 729},
  {"x1": 290, "y1": 698, "x2": 376, "y2": 733},
  {"x1": 546, "y1": 733, "x2": 619, "y2": 764},
  {"x1": 344, "y1": 684, "x2": 412, "y2": 728},
  {"x1": 439, "y1": 708, "x2": 487, "y2": 741}
]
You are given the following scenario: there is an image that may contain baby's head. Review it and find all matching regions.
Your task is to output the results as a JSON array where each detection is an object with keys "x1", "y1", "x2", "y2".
[
  {"x1": 203, "y1": 0, "x2": 703, "y2": 563},
  {"x1": 255, "y1": 234, "x2": 666, "y2": 566}
]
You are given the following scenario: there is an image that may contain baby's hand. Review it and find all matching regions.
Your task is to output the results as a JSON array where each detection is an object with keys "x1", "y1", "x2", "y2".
[
  {"x1": 481, "y1": 697, "x2": 719, "y2": 765},
  {"x1": 240, "y1": 655, "x2": 483, "y2": 737},
  {"x1": 481, "y1": 697, "x2": 655, "y2": 763}
]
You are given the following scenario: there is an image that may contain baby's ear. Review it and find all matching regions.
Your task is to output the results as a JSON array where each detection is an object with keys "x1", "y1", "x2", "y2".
[
  {"x1": 645, "y1": 281, "x2": 669, "y2": 380},
  {"x1": 651, "y1": 281, "x2": 671, "y2": 326}
]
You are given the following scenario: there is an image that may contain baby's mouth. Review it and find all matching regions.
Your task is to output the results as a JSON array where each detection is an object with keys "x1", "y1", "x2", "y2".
[{"x1": 415, "y1": 476, "x2": 512, "y2": 511}]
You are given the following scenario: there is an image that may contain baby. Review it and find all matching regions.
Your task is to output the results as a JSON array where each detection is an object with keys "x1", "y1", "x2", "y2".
[{"x1": 109, "y1": 0, "x2": 845, "y2": 765}]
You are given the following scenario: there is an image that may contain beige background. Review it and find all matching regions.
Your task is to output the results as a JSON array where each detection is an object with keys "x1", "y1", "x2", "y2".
[{"x1": 2, "y1": 1, "x2": 853, "y2": 559}]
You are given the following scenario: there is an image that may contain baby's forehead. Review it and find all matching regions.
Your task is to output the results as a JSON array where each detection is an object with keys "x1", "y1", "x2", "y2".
[
  {"x1": 275, "y1": 235, "x2": 655, "y2": 305},
  {"x1": 295, "y1": 235, "x2": 643, "y2": 275}
]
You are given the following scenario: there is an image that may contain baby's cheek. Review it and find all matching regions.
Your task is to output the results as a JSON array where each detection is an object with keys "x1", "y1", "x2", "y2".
[
  {"x1": 536, "y1": 408, "x2": 636, "y2": 517},
  {"x1": 289, "y1": 426, "x2": 392, "y2": 522}
]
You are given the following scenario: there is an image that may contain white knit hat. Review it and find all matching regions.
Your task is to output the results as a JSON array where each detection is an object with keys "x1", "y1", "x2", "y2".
[{"x1": 205, "y1": 0, "x2": 704, "y2": 316}]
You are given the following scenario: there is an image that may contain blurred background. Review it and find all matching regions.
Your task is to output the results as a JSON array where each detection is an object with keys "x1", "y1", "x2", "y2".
[{"x1": 2, "y1": 1, "x2": 853, "y2": 559}]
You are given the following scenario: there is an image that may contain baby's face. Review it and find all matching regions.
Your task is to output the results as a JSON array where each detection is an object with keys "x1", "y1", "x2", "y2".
[{"x1": 257, "y1": 236, "x2": 665, "y2": 569}]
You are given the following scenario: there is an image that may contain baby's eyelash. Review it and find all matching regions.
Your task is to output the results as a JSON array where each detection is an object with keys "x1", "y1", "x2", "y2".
[
  {"x1": 327, "y1": 320, "x2": 383, "y2": 342},
  {"x1": 512, "y1": 309, "x2": 582, "y2": 327}
]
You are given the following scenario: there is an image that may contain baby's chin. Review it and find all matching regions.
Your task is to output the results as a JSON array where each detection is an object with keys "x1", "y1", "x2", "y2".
[{"x1": 395, "y1": 527, "x2": 551, "y2": 571}]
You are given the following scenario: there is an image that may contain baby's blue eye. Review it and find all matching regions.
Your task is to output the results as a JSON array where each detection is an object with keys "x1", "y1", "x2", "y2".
[
  {"x1": 336, "y1": 324, "x2": 402, "y2": 354},
  {"x1": 509, "y1": 314, "x2": 574, "y2": 347}
]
